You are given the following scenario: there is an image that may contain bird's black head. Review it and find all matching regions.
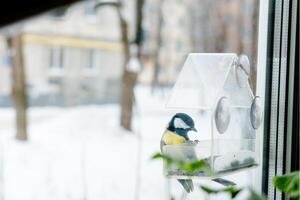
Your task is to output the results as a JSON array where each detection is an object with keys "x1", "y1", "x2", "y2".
[{"x1": 168, "y1": 113, "x2": 197, "y2": 133}]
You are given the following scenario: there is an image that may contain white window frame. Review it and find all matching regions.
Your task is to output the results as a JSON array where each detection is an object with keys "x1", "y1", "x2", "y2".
[{"x1": 252, "y1": 0, "x2": 269, "y2": 193}]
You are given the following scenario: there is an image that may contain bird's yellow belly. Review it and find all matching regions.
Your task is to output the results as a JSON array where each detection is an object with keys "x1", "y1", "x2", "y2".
[{"x1": 162, "y1": 130, "x2": 186, "y2": 145}]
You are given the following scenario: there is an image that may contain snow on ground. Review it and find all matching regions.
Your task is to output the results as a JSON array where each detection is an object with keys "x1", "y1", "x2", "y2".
[
  {"x1": 0, "y1": 86, "x2": 174, "y2": 200},
  {"x1": 0, "y1": 86, "x2": 257, "y2": 200}
]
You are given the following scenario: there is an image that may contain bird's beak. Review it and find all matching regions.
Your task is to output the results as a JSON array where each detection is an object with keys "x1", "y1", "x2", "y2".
[{"x1": 192, "y1": 127, "x2": 197, "y2": 132}]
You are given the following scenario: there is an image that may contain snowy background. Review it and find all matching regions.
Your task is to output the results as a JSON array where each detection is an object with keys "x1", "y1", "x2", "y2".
[
  {"x1": 0, "y1": 86, "x2": 258, "y2": 200},
  {"x1": 0, "y1": 86, "x2": 170, "y2": 200}
]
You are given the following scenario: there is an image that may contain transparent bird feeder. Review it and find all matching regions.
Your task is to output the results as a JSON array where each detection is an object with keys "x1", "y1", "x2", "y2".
[{"x1": 162, "y1": 53, "x2": 262, "y2": 179}]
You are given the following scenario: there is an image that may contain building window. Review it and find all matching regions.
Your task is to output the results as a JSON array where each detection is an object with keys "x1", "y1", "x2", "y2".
[
  {"x1": 48, "y1": 6, "x2": 68, "y2": 19},
  {"x1": 50, "y1": 46, "x2": 64, "y2": 69},
  {"x1": 84, "y1": 2, "x2": 96, "y2": 16},
  {"x1": 84, "y1": 1, "x2": 98, "y2": 23},
  {"x1": 82, "y1": 49, "x2": 96, "y2": 70}
]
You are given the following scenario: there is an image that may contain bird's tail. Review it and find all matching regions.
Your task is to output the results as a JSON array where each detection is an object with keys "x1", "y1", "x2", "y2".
[{"x1": 177, "y1": 179, "x2": 194, "y2": 193}]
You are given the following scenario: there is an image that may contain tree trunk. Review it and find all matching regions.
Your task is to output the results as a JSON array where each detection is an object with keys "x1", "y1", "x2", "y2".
[
  {"x1": 119, "y1": 9, "x2": 138, "y2": 131},
  {"x1": 120, "y1": 70, "x2": 137, "y2": 130},
  {"x1": 151, "y1": 0, "x2": 164, "y2": 93},
  {"x1": 94, "y1": 1, "x2": 138, "y2": 131},
  {"x1": 7, "y1": 35, "x2": 28, "y2": 141},
  {"x1": 135, "y1": 0, "x2": 145, "y2": 55}
]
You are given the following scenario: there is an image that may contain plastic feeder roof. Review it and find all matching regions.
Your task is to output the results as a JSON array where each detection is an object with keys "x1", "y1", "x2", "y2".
[{"x1": 166, "y1": 53, "x2": 254, "y2": 109}]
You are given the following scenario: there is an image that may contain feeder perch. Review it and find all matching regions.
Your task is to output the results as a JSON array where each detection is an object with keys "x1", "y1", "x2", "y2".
[{"x1": 163, "y1": 53, "x2": 262, "y2": 179}]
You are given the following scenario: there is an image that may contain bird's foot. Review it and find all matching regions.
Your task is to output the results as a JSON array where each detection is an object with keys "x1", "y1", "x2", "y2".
[
  {"x1": 186, "y1": 140, "x2": 200, "y2": 145},
  {"x1": 193, "y1": 140, "x2": 200, "y2": 144}
]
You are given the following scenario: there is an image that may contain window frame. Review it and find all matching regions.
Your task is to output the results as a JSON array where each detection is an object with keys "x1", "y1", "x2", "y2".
[{"x1": 261, "y1": 0, "x2": 299, "y2": 199}]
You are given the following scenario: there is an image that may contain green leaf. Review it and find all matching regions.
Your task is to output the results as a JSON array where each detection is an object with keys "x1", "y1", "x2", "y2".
[
  {"x1": 151, "y1": 152, "x2": 211, "y2": 174},
  {"x1": 200, "y1": 185, "x2": 242, "y2": 198},
  {"x1": 272, "y1": 171, "x2": 300, "y2": 199},
  {"x1": 179, "y1": 160, "x2": 207, "y2": 173},
  {"x1": 200, "y1": 186, "x2": 220, "y2": 194},
  {"x1": 223, "y1": 186, "x2": 242, "y2": 198},
  {"x1": 247, "y1": 189, "x2": 265, "y2": 200},
  {"x1": 151, "y1": 153, "x2": 166, "y2": 159},
  {"x1": 151, "y1": 153, "x2": 174, "y2": 165}
]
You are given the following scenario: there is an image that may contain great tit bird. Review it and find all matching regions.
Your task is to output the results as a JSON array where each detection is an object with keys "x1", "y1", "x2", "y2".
[{"x1": 160, "y1": 113, "x2": 197, "y2": 193}]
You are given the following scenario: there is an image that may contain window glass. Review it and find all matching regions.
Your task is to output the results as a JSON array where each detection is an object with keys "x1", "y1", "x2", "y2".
[
  {"x1": 50, "y1": 46, "x2": 64, "y2": 69},
  {"x1": 0, "y1": 0, "x2": 270, "y2": 199},
  {"x1": 84, "y1": 2, "x2": 97, "y2": 16},
  {"x1": 81, "y1": 49, "x2": 95, "y2": 69}
]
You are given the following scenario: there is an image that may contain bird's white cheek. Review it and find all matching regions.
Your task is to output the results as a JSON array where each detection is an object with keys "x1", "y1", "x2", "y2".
[{"x1": 174, "y1": 118, "x2": 190, "y2": 129}]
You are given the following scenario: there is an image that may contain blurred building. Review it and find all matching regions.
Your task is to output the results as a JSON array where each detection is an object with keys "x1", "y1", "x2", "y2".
[
  {"x1": 0, "y1": 0, "x2": 259, "y2": 105},
  {"x1": 0, "y1": 1, "x2": 136, "y2": 106},
  {"x1": 141, "y1": 0, "x2": 258, "y2": 88}
]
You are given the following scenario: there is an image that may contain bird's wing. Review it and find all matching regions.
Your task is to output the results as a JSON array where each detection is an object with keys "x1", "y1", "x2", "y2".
[
  {"x1": 161, "y1": 130, "x2": 187, "y2": 159},
  {"x1": 182, "y1": 144, "x2": 198, "y2": 161},
  {"x1": 160, "y1": 130, "x2": 195, "y2": 193},
  {"x1": 178, "y1": 179, "x2": 194, "y2": 193},
  {"x1": 160, "y1": 140, "x2": 166, "y2": 152},
  {"x1": 161, "y1": 130, "x2": 198, "y2": 161}
]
